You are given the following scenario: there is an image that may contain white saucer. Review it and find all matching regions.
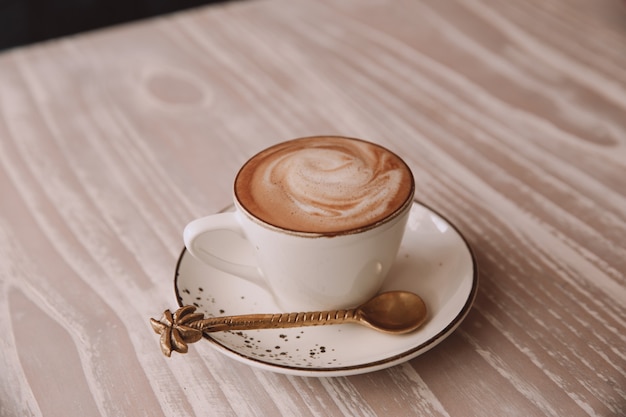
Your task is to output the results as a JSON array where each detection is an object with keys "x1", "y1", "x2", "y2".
[{"x1": 175, "y1": 200, "x2": 478, "y2": 377}]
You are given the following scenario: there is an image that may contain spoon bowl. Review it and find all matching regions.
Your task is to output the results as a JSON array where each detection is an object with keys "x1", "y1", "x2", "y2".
[{"x1": 357, "y1": 291, "x2": 427, "y2": 334}]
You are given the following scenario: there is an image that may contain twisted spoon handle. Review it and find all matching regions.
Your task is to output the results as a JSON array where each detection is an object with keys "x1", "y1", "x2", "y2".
[
  {"x1": 190, "y1": 309, "x2": 360, "y2": 332},
  {"x1": 150, "y1": 305, "x2": 361, "y2": 356}
]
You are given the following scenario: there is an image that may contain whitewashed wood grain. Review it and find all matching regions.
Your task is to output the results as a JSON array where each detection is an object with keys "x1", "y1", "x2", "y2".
[{"x1": 0, "y1": 0, "x2": 624, "y2": 416}]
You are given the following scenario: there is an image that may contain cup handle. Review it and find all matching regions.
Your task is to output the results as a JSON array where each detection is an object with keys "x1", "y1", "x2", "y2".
[{"x1": 183, "y1": 212, "x2": 264, "y2": 287}]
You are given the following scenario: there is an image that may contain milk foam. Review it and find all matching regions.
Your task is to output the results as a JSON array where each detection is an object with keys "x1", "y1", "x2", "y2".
[{"x1": 235, "y1": 137, "x2": 414, "y2": 233}]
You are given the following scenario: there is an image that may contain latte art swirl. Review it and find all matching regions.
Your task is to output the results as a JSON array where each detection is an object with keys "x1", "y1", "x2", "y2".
[
  {"x1": 272, "y1": 148, "x2": 401, "y2": 218},
  {"x1": 235, "y1": 137, "x2": 414, "y2": 233}
]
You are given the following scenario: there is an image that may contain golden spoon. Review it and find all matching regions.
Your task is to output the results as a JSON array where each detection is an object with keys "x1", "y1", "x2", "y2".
[{"x1": 150, "y1": 291, "x2": 427, "y2": 357}]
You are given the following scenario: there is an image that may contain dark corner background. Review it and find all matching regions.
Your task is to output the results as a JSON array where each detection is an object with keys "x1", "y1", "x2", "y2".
[{"x1": 0, "y1": 0, "x2": 233, "y2": 51}]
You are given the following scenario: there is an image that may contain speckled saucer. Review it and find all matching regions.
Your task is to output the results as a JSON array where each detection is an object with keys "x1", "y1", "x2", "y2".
[{"x1": 175, "y1": 200, "x2": 478, "y2": 377}]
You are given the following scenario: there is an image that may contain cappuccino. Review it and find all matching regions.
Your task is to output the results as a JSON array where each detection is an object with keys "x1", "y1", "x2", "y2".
[{"x1": 235, "y1": 136, "x2": 414, "y2": 234}]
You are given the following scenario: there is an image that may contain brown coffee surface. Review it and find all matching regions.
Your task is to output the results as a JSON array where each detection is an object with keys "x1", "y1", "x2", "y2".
[{"x1": 235, "y1": 136, "x2": 414, "y2": 233}]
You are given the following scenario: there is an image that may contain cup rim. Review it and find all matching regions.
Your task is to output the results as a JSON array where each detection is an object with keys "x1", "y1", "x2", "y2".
[{"x1": 233, "y1": 135, "x2": 416, "y2": 238}]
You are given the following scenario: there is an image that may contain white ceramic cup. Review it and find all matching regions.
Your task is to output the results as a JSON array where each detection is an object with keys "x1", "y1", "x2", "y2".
[{"x1": 183, "y1": 136, "x2": 415, "y2": 312}]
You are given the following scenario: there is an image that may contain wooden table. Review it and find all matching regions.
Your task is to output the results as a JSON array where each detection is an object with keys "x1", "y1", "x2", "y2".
[{"x1": 1, "y1": 0, "x2": 625, "y2": 415}]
